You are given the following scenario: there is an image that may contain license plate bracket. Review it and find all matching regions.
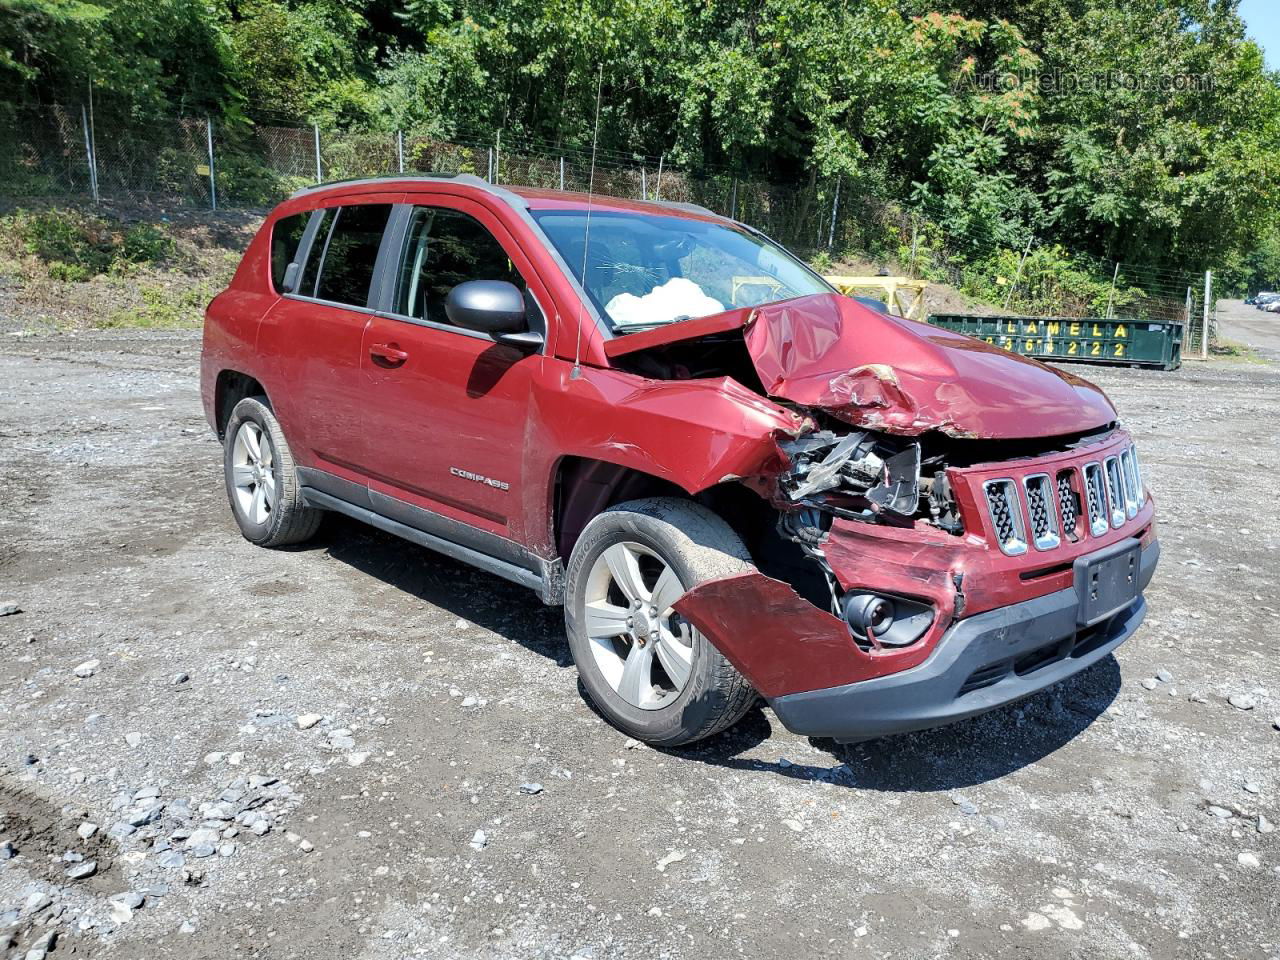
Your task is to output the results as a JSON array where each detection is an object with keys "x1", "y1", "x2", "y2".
[{"x1": 1074, "y1": 539, "x2": 1141, "y2": 627}]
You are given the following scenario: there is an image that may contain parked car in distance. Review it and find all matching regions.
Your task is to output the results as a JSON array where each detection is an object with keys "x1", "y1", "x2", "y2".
[{"x1": 201, "y1": 174, "x2": 1159, "y2": 747}]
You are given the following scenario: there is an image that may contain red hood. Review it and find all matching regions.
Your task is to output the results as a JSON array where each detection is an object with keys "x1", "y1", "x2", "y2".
[{"x1": 606, "y1": 294, "x2": 1117, "y2": 440}]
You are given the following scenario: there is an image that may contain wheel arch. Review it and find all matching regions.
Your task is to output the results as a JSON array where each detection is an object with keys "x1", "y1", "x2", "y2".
[
  {"x1": 214, "y1": 370, "x2": 269, "y2": 440},
  {"x1": 549, "y1": 456, "x2": 771, "y2": 565}
]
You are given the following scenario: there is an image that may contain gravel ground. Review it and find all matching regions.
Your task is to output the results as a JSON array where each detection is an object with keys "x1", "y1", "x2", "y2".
[{"x1": 0, "y1": 329, "x2": 1277, "y2": 960}]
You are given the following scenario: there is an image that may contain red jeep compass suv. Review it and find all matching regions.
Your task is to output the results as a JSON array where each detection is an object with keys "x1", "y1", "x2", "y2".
[{"x1": 201, "y1": 174, "x2": 1158, "y2": 746}]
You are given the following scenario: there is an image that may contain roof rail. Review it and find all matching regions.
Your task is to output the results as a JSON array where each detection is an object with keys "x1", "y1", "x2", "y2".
[
  {"x1": 289, "y1": 171, "x2": 498, "y2": 199},
  {"x1": 646, "y1": 199, "x2": 719, "y2": 218}
]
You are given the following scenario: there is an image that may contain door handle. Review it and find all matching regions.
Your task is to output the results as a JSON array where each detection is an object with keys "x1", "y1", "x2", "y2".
[{"x1": 370, "y1": 342, "x2": 409, "y2": 365}]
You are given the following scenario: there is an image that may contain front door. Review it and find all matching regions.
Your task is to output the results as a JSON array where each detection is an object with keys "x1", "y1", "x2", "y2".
[{"x1": 359, "y1": 197, "x2": 545, "y2": 549}]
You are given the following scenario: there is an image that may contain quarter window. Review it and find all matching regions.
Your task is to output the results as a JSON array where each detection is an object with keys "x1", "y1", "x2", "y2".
[
  {"x1": 311, "y1": 204, "x2": 393, "y2": 307},
  {"x1": 393, "y1": 207, "x2": 525, "y2": 324},
  {"x1": 270, "y1": 213, "x2": 309, "y2": 292}
]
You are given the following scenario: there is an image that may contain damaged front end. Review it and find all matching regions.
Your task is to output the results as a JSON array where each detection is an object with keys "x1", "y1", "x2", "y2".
[
  {"x1": 778, "y1": 428, "x2": 962, "y2": 535},
  {"x1": 603, "y1": 292, "x2": 1156, "y2": 727}
]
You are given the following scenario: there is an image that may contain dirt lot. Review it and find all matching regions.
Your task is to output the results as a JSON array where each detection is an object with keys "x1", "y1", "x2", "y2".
[{"x1": 0, "y1": 327, "x2": 1277, "y2": 960}]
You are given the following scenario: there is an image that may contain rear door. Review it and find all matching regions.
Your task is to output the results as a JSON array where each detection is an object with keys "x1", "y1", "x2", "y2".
[
  {"x1": 259, "y1": 197, "x2": 397, "y2": 494},
  {"x1": 359, "y1": 196, "x2": 548, "y2": 549}
]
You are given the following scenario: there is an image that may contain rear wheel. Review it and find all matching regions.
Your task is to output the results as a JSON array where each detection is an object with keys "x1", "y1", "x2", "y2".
[
  {"x1": 564, "y1": 497, "x2": 758, "y2": 747},
  {"x1": 223, "y1": 396, "x2": 322, "y2": 547}
]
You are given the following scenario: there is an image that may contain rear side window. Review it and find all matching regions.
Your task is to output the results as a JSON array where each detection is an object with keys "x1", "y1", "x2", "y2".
[
  {"x1": 270, "y1": 213, "x2": 309, "y2": 292},
  {"x1": 393, "y1": 207, "x2": 524, "y2": 323},
  {"x1": 298, "y1": 208, "x2": 336, "y2": 297},
  {"x1": 312, "y1": 204, "x2": 392, "y2": 307}
]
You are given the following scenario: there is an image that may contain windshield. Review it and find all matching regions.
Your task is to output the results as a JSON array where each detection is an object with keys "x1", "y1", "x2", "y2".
[{"x1": 530, "y1": 209, "x2": 833, "y2": 333}]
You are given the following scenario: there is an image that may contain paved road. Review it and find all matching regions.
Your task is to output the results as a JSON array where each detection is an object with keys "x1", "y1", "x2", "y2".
[
  {"x1": 1216, "y1": 298, "x2": 1280, "y2": 360},
  {"x1": 0, "y1": 331, "x2": 1277, "y2": 960}
]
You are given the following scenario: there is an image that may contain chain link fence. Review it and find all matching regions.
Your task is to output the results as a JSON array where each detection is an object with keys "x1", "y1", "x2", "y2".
[{"x1": 0, "y1": 101, "x2": 1212, "y2": 346}]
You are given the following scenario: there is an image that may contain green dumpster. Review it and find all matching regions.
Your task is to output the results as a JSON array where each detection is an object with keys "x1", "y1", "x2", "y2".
[{"x1": 926, "y1": 314, "x2": 1183, "y2": 371}]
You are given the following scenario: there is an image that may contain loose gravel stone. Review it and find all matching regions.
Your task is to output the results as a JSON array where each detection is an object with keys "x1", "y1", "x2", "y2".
[
  {"x1": 73, "y1": 659, "x2": 100, "y2": 678},
  {"x1": 0, "y1": 841, "x2": 16, "y2": 860},
  {"x1": 65, "y1": 860, "x2": 97, "y2": 880},
  {"x1": 296, "y1": 713, "x2": 323, "y2": 730},
  {"x1": 0, "y1": 603, "x2": 20, "y2": 617},
  {"x1": 156, "y1": 850, "x2": 185, "y2": 869},
  {"x1": 1238, "y1": 852, "x2": 1260, "y2": 868},
  {"x1": 77, "y1": 822, "x2": 98, "y2": 840},
  {"x1": 519, "y1": 782, "x2": 544, "y2": 795},
  {"x1": 469, "y1": 830, "x2": 487, "y2": 850},
  {"x1": 1227, "y1": 694, "x2": 1257, "y2": 710},
  {"x1": 1155, "y1": 668, "x2": 1173, "y2": 683},
  {"x1": 1140, "y1": 678, "x2": 1159, "y2": 690},
  {"x1": 124, "y1": 731, "x2": 142, "y2": 747}
]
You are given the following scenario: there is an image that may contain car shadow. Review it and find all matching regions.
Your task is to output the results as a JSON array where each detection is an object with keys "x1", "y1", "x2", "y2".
[
  {"x1": 313, "y1": 514, "x2": 572, "y2": 667},
  {"x1": 667, "y1": 656, "x2": 1122, "y2": 792},
  {"x1": 310, "y1": 515, "x2": 1121, "y2": 791}
]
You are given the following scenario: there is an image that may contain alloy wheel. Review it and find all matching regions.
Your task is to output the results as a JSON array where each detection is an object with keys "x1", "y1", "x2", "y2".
[
  {"x1": 231, "y1": 420, "x2": 277, "y2": 526},
  {"x1": 582, "y1": 541, "x2": 695, "y2": 710}
]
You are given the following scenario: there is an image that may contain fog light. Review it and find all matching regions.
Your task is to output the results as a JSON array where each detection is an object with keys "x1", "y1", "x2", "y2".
[
  {"x1": 841, "y1": 591, "x2": 934, "y2": 649},
  {"x1": 843, "y1": 592, "x2": 895, "y2": 637}
]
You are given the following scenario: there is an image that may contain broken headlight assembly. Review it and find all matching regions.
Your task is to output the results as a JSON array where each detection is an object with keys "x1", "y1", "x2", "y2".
[{"x1": 778, "y1": 429, "x2": 962, "y2": 534}]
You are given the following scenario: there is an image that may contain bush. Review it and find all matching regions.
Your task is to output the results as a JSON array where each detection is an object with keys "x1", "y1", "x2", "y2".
[
  {"x1": 15, "y1": 209, "x2": 116, "y2": 276},
  {"x1": 121, "y1": 223, "x2": 175, "y2": 264},
  {"x1": 104, "y1": 282, "x2": 213, "y2": 328},
  {"x1": 2, "y1": 209, "x2": 175, "y2": 280}
]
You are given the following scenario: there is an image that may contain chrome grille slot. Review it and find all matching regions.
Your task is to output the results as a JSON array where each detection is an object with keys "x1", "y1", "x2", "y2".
[
  {"x1": 1022, "y1": 474, "x2": 1060, "y2": 550},
  {"x1": 984, "y1": 479, "x2": 1027, "y2": 556},
  {"x1": 1119, "y1": 447, "x2": 1140, "y2": 518},
  {"x1": 1056, "y1": 470, "x2": 1080, "y2": 541},
  {"x1": 1083, "y1": 463, "x2": 1109, "y2": 537},
  {"x1": 1104, "y1": 456, "x2": 1125, "y2": 528}
]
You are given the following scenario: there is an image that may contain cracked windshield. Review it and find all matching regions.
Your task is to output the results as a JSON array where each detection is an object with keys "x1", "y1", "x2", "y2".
[{"x1": 531, "y1": 210, "x2": 832, "y2": 332}]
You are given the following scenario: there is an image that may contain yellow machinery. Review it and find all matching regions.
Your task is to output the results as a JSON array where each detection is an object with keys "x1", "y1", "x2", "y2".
[{"x1": 823, "y1": 276, "x2": 929, "y2": 320}]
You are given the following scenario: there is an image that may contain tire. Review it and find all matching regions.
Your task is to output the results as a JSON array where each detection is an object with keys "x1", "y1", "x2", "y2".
[
  {"x1": 222, "y1": 396, "x2": 322, "y2": 548},
  {"x1": 564, "y1": 497, "x2": 758, "y2": 747}
]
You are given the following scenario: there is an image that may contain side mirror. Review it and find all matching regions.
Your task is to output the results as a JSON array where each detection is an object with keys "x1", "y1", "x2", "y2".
[
  {"x1": 445, "y1": 280, "x2": 527, "y2": 334},
  {"x1": 495, "y1": 329, "x2": 544, "y2": 352}
]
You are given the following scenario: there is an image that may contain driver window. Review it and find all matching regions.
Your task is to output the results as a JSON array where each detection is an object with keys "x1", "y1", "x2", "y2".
[{"x1": 393, "y1": 207, "x2": 525, "y2": 325}]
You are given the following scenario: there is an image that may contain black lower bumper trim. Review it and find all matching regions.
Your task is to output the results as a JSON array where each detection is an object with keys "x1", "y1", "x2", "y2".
[{"x1": 768, "y1": 540, "x2": 1158, "y2": 741}]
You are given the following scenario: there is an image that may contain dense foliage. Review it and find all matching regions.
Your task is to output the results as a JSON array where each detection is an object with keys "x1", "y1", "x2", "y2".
[{"x1": 3, "y1": 0, "x2": 1279, "y2": 290}]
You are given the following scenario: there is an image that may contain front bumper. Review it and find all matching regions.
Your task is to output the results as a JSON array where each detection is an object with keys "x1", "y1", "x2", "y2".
[{"x1": 768, "y1": 540, "x2": 1159, "y2": 741}]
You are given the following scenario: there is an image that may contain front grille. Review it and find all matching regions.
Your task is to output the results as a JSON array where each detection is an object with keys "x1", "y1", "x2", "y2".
[
  {"x1": 1083, "y1": 463, "x2": 1109, "y2": 536},
  {"x1": 1022, "y1": 474, "x2": 1060, "y2": 550},
  {"x1": 1103, "y1": 457, "x2": 1126, "y2": 528},
  {"x1": 984, "y1": 479, "x2": 1027, "y2": 556},
  {"x1": 1119, "y1": 447, "x2": 1140, "y2": 519},
  {"x1": 1056, "y1": 470, "x2": 1080, "y2": 541}
]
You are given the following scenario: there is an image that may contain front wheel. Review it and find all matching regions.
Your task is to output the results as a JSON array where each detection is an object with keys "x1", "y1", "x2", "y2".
[{"x1": 564, "y1": 497, "x2": 758, "y2": 747}]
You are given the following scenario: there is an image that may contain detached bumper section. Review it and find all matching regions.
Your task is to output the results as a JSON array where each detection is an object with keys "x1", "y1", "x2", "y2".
[{"x1": 768, "y1": 540, "x2": 1158, "y2": 741}]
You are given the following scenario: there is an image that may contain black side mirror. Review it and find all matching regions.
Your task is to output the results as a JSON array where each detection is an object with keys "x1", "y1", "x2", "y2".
[{"x1": 445, "y1": 280, "x2": 527, "y2": 334}]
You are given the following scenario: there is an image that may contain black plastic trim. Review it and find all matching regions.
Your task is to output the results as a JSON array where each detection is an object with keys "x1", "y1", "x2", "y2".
[
  {"x1": 296, "y1": 467, "x2": 371, "y2": 511},
  {"x1": 301, "y1": 487, "x2": 544, "y2": 594},
  {"x1": 768, "y1": 540, "x2": 1159, "y2": 741}
]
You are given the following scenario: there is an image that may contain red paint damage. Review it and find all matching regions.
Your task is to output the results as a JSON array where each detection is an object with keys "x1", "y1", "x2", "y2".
[
  {"x1": 606, "y1": 293, "x2": 1118, "y2": 440},
  {"x1": 679, "y1": 429, "x2": 1157, "y2": 699}
]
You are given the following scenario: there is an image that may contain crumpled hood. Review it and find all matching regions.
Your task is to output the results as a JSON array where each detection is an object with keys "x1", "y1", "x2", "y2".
[{"x1": 741, "y1": 294, "x2": 1117, "y2": 439}]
